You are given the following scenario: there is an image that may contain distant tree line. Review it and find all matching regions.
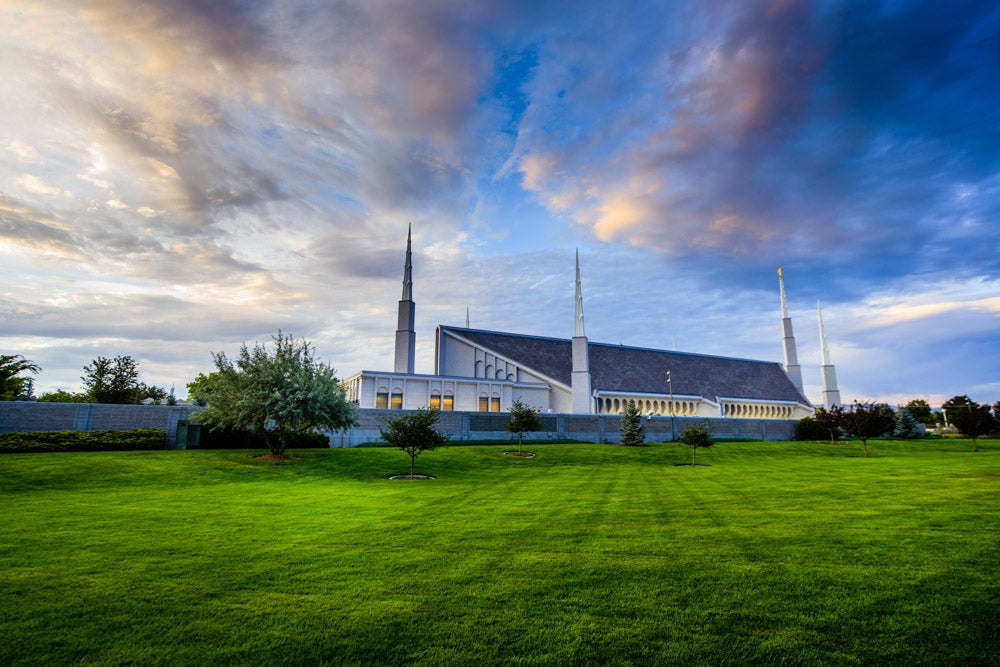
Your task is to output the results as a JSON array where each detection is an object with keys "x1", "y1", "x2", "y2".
[
  {"x1": 795, "y1": 396, "x2": 1000, "y2": 453},
  {"x1": 2, "y1": 353, "x2": 174, "y2": 405}
]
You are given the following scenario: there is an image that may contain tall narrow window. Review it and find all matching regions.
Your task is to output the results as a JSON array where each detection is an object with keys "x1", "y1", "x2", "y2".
[
  {"x1": 443, "y1": 393, "x2": 454, "y2": 411},
  {"x1": 430, "y1": 392, "x2": 441, "y2": 410},
  {"x1": 490, "y1": 394, "x2": 500, "y2": 412},
  {"x1": 391, "y1": 391, "x2": 403, "y2": 409},
  {"x1": 375, "y1": 390, "x2": 388, "y2": 409},
  {"x1": 479, "y1": 394, "x2": 489, "y2": 412}
]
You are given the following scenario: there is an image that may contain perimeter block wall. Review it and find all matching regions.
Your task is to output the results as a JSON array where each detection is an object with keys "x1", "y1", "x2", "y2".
[{"x1": 2, "y1": 402, "x2": 796, "y2": 448}]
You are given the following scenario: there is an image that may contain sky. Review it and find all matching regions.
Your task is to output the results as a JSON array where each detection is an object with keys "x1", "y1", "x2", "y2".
[{"x1": 2, "y1": 0, "x2": 999, "y2": 408}]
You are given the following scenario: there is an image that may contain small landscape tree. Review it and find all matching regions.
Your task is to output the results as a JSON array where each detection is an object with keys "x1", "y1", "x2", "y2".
[
  {"x1": 813, "y1": 405, "x2": 844, "y2": 445},
  {"x1": 893, "y1": 408, "x2": 921, "y2": 440},
  {"x1": 948, "y1": 401, "x2": 995, "y2": 452},
  {"x1": 620, "y1": 399, "x2": 646, "y2": 446},
  {"x1": 840, "y1": 402, "x2": 894, "y2": 458},
  {"x1": 380, "y1": 408, "x2": 449, "y2": 478},
  {"x1": 679, "y1": 422, "x2": 714, "y2": 466},
  {"x1": 196, "y1": 332, "x2": 358, "y2": 457},
  {"x1": 504, "y1": 399, "x2": 543, "y2": 455}
]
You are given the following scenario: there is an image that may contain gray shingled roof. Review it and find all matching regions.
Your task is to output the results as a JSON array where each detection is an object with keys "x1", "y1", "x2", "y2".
[{"x1": 442, "y1": 326, "x2": 809, "y2": 404}]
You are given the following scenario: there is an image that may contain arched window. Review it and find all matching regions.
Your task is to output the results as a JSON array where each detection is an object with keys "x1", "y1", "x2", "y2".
[
  {"x1": 390, "y1": 389, "x2": 403, "y2": 410},
  {"x1": 475, "y1": 360, "x2": 483, "y2": 378},
  {"x1": 442, "y1": 391, "x2": 454, "y2": 411},
  {"x1": 430, "y1": 391, "x2": 441, "y2": 410},
  {"x1": 490, "y1": 393, "x2": 500, "y2": 412},
  {"x1": 376, "y1": 388, "x2": 389, "y2": 409},
  {"x1": 479, "y1": 393, "x2": 489, "y2": 412}
]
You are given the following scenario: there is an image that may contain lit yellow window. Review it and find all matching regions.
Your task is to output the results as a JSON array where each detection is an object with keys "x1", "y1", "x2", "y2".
[
  {"x1": 443, "y1": 394, "x2": 454, "y2": 411},
  {"x1": 375, "y1": 391, "x2": 388, "y2": 409},
  {"x1": 430, "y1": 393, "x2": 441, "y2": 410},
  {"x1": 391, "y1": 392, "x2": 403, "y2": 409}
]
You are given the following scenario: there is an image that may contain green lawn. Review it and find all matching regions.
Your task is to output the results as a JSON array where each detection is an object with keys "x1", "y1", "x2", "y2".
[{"x1": 2, "y1": 440, "x2": 998, "y2": 665}]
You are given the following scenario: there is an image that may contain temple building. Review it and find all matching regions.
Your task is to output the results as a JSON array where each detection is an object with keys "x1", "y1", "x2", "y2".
[{"x1": 343, "y1": 233, "x2": 815, "y2": 420}]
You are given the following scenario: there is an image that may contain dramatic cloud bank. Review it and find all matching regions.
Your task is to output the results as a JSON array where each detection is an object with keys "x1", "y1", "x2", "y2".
[{"x1": 2, "y1": 0, "x2": 998, "y2": 406}]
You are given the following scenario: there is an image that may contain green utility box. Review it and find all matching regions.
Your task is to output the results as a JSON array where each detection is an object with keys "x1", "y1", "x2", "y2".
[{"x1": 175, "y1": 420, "x2": 201, "y2": 450}]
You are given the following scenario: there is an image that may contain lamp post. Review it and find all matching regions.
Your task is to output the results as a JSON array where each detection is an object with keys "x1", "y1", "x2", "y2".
[{"x1": 668, "y1": 370, "x2": 675, "y2": 441}]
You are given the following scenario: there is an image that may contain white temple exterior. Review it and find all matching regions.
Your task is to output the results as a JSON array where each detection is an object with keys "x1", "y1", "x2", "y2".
[{"x1": 343, "y1": 233, "x2": 815, "y2": 420}]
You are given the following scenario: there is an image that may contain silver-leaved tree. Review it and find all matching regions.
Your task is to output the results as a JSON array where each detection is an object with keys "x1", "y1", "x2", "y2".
[{"x1": 196, "y1": 331, "x2": 357, "y2": 457}]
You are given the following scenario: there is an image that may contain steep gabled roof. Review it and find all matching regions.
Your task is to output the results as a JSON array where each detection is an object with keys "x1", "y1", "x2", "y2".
[{"x1": 440, "y1": 326, "x2": 809, "y2": 404}]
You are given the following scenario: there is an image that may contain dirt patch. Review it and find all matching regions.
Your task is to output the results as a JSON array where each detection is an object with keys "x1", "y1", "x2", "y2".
[
  {"x1": 503, "y1": 451, "x2": 536, "y2": 458},
  {"x1": 388, "y1": 474, "x2": 436, "y2": 480},
  {"x1": 254, "y1": 454, "x2": 302, "y2": 462}
]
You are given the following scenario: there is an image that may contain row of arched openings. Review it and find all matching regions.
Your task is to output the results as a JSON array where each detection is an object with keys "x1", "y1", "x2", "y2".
[{"x1": 596, "y1": 397, "x2": 698, "y2": 416}]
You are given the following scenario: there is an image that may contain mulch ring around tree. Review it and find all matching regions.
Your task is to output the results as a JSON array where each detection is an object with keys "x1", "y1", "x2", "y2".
[
  {"x1": 503, "y1": 451, "x2": 536, "y2": 458},
  {"x1": 388, "y1": 474, "x2": 436, "y2": 480},
  {"x1": 254, "y1": 454, "x2": 302, "y2": 462},
  {"x1": 673, "y1": 463, "x2": 710, "y2": 467}
]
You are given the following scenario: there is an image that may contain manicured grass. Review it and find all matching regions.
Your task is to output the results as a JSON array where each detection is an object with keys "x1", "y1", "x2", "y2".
[{"x1": 2, "y1": 440, "x2": 998, "y2": 665}]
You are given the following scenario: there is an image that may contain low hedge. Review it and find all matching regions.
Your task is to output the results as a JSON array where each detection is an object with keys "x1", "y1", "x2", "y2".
[
  {"x1": 197, "y1": 426, "x2": 330, "y2": 449},
  {"x1": 0, "y1": 428, "x2": 167, "y2": 453}
]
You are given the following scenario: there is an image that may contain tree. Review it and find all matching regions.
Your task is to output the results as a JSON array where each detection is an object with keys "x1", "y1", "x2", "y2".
[
  {"x1": 186, "y1": 372, "x2": 221, "y2": 406},
  {"x1": 1, "y1": 354, "x2": 41, "y2": 401},
  {"x1": 813, "y1": 405, "x2": 844, "y2": 445},
  {"x1": 679, "y1": 422, "x2": 714, "y2": 466},
  {"x1": 82, "y1": 355, "x2": 142, "y2": 404},
  {"x1": 948, "y1": 400, "x2": 996, "y2": 452},
  {"x1": 138, "y1": 383, "x2": 168, "y2": 404},
  {"x1": 905, "y1": 399, "x2": 933, "y2": 424},
  {"x1": 380, "y1": 408, "x2": 449, "y2": 478},
  {"x1": 196, "y1": 332, "x2": 358, "y2": 457},
  {"x1": 839, "y1": 402, "x2": 894, "y2": 458},
  {"x1": 893, "y1": 409, "x2": 921, "y2": 440},
  {"x1": 941, "y1": 395, "x2": 974, "y2": 427},
  {"x1": 619, "y1": 399, "x2": 646, "y2": 446},
  {"x1": 504, "y1": 399, "x2": 544, "y2": 454},
  {"x1": 37, "y1": 389, "x2": 90, "y2": 403}
]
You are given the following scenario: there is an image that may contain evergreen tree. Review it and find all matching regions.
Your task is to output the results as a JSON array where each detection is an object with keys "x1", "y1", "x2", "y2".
[
  {"x1": 893, "y1": 408, "x2": 921, "y2": 439},
  {"x1": 620, "y1": 400, "x2": 646, "y2": 445},
  {"x1": 504, "y1": 399, "x2": 544, "y2": 455}
]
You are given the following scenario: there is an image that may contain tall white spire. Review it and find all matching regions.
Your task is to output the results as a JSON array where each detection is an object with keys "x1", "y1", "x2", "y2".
[
  {"x1": 574, "y1": 249, "x2": 586, "y2": 338},
  {"x1": 571, "y1": 249, "x2": 592, "y2": 413},
  {"x1": 393, "y1": 225, "x2": 415, "y2": 375},
  {"x1": 401, "y1": 223, "x2": 412, "y2": 300},
  {"x1": 818, "y1": 300, "x2": 841, "y2": 409},
  {"x1": 777, "y1": 268, "x2": 804, "y2": 394}
]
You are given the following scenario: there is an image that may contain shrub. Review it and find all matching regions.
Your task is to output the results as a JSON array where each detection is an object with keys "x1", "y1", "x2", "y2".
[
  {"x1": 795, "y1": 417, "x2": 828, "y2": 441},
  {"x1": 0, "y1": 429, "x2": 166, "y2": 453},
  {"x1": 197, "y1": 426, "x2": 329, "y2": 449}
]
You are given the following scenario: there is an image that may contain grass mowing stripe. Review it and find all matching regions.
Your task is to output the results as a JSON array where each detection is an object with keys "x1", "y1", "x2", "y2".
[{"x1": 2, "y1": 440, "x2": 998, "y2": 664}]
